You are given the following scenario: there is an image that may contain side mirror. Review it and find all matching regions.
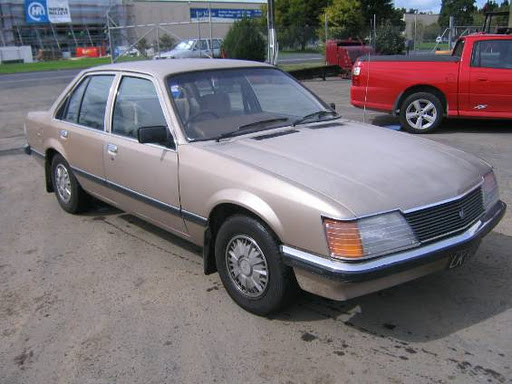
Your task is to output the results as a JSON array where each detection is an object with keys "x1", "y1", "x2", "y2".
[
  {"x1": 329, "y1": 103, "x2": 336, "y2": 111},
  {"x1": 138, "y1": 126, "x2": 170, "y2": 146}
]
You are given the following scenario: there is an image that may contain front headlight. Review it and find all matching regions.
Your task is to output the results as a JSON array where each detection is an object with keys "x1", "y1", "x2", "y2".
[
  {"x1": 323, "y1": 212, "x2": 419, "y2": 260},
  {"x1": 482, "y1": 171, "x2": 499, "y2": 211}
]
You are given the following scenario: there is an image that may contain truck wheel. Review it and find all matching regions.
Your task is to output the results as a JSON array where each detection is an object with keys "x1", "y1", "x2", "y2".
[
  {"x1": 399, "y1": 92, "x2": 443, "y2": 134},
  {"x1": 51, "y1": 154, "x2": 89, "y2": 214},
  {"x1": 215, "y1": 214, "x2": 296, "y2": 316}
]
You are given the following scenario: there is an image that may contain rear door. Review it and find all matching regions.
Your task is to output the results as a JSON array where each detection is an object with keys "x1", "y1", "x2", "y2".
[
  {"x1": 52, "y1": 73, "x2": 116, "y2": 200},
  {"x1": 103, "y1": 74, "x2": 187, "y2": 235},
  {"x1": 468, "y1": 39, "x2": 512, "y2": 117}
]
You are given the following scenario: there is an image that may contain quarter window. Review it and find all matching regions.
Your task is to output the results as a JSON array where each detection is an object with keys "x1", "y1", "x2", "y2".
[
  {"x1": 471, "y1": 40, "x2": 512, "y2": 69},
  {"x1": 78, "y1": 75, "x2": 115, "y2": 130},
  {"x1": 61, "y1": 77, "x2": 90, "y2": 123},
  {"x1": 112, "y1": 77, "x2": 167, "y2": 139}
]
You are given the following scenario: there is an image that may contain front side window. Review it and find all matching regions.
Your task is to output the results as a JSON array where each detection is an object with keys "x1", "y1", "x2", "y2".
[
  {"x1": 168, "y1": 68, "x2": 330, "y2": 141},
  {"x1": 471, "y1": 40, "x2": 512, "y2": 69},
  {"x1": 78, "y1": 75, "x2": 115, "y2": 130},
  {"x1": 112, "y1": 77, "x2": 167, "y2": 139},
  {"x1": 197, "y1": 40, "x2": 208, "y2": 51}
]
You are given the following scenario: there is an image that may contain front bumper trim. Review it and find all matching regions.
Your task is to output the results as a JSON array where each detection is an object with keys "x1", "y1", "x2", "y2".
[{"x1": 281, "y1": 200, "x2": 506, "y2": 283}]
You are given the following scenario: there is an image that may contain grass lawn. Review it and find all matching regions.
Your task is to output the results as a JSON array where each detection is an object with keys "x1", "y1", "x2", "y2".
[
  {"x1": 278, "y1": 62, "x2": 326, "y2": 72},
  {"x1": 1, "y1": 55, "x2": 325, "y2": 75},
  {"x1": 415, "y1": 42, "x2": 451, "y2": 51},
  {"x1": 0, "y1": 56, "x2": 144, "y2": 75}
]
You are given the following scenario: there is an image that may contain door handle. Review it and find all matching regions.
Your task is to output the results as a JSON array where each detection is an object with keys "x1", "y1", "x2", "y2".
[
  {"x1": 107, "y1": 143, "x2": 118, "y2": 156},
  {"x1": 59, "y1": 129, "x2": 68, "y2": 139},
  {"x1": 477, "y1": 77, "x2": 488, "y2": 82}
]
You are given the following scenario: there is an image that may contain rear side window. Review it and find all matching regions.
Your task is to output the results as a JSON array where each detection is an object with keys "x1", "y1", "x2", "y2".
[
  {"x1": 112, "y1": 77, "x2": 167, "y2": 139},
  {"x1": 78, "y1": 75, "x2": 115, "y2": 130},
  {"x1": 471, "y1": 40, "x2": 512, "y2": 69},
  {"x1": 61, "y1": 77, "x2": 90, "y2": 123}
]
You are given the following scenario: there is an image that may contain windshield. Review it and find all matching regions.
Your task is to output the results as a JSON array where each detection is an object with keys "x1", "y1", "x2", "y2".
[
  {"x1": 168, "y1": 68, "x2": 331, "y2": 141},
  {"x1": 175, "y1": 40, "x2": 194, "y2": 50}
]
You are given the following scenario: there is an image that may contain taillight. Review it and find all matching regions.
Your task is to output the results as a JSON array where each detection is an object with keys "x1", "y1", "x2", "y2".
[{"x1": 352, "y1": 63, "x2": 361, "y2": 86}]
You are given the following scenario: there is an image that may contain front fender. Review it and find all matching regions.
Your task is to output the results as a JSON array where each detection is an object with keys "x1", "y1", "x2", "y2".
[{"x1": 206, "y1": 188, "x2": 284, "y2": 241}]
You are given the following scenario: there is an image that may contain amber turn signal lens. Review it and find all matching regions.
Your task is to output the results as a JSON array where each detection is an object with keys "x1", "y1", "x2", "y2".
[{"x1": 323, "y1": 218, "x2": 364, "y2": 259}]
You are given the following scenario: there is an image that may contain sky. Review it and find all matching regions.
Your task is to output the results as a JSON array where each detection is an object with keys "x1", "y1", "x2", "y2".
[{"x1": 394, "y1": 0, "x2": 504, "y2": 13}]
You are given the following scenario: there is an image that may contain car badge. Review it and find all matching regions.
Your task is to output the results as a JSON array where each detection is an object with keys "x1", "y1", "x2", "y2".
[{"x1": 459, "y1": 208, "x2": 465, "y2": 220}]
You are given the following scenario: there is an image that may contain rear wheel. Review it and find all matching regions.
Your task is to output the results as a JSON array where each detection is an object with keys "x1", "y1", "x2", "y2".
[
  {"x1": 399, "y1": 92, "x2": 443, "y2": 134},
  {"x1": 51, "y1": 154, "x2": 89, "y2": 214},
  {"x1": 215, "y1": 214, "x2": 296, "y2": 316}
]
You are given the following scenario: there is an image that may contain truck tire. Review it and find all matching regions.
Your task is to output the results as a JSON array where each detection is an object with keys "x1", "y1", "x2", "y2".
[{"x1": 399, "y1": 92, "x2": 443, "y2": 134}]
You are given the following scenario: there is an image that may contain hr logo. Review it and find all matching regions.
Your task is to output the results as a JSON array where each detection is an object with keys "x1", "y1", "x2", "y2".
[{"x1": 28, "y1": 2, "x2": 46, "y2": 22}]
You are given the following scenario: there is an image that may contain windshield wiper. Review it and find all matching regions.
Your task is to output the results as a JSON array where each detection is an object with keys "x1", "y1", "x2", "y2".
[
  {"x1": 216, "y1": 118, "x2": 289, "y2": 141},
  {"x1": 292, "y1": 110, "x2": 339, "y2": 126}
]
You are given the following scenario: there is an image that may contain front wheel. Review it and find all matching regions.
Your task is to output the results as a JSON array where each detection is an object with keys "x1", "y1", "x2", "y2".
[
  {"x1": 215, "y1": 215, "x2": 296, "y2": 316},
  {"x1": 399, "y1": 92, "x2": 443, "y2": 134}
]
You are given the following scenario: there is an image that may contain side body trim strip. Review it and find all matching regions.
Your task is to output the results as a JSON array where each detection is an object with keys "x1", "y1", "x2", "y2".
[{"x1": 71, "y1": 166, "x2": 207, "y2": 226}]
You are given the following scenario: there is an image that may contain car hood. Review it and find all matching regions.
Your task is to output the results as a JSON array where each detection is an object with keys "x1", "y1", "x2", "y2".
[{"x1": 204, "y1": 120, "x2": 489, "y2": 217}]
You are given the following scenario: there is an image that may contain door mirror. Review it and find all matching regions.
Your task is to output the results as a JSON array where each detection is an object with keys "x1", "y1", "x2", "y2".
[
  {"x1": 329, "y1": 103, "x2": 336, "y2": 111},
  {"x1": 138, "y1": 126, "x2": 169, "y2": 145}
]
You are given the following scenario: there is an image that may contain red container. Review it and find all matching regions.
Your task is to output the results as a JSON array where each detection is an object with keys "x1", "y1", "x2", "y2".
[{"x1": 75, "y1": 47, "x2": 106, "y2": 58}]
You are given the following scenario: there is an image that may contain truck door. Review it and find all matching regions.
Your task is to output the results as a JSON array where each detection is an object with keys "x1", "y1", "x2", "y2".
[{"x1": 468, "y1": 39, "x2": 512, "y2": 118}]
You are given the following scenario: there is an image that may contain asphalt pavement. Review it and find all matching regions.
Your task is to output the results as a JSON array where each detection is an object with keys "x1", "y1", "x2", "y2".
[{"x1": 1, "y1": 73, "x2": 511, "y2": 384}]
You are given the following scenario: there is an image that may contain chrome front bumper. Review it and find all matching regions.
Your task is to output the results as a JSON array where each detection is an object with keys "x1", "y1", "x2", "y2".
[{"x1": 281, "y1": 201, "x2": 506, "y2": 283}]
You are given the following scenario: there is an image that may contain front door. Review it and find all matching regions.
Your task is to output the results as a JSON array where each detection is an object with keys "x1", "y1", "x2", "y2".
[
  {"x1": 469, "y1": 39, "x2": 512, "y2": 118},
  {"x1": 103, "y1": 75, "x2": 187, "y2": 235}
]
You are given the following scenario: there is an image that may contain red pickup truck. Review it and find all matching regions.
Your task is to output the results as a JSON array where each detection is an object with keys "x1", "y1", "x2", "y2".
[{"x1": 350, "y1": 34, "x2": 512, "y2": 133}]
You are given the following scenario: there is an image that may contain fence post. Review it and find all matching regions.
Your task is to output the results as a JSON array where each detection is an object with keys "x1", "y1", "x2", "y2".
[{"x1": 448, "y1": 16, "x2": 454, "y2": 50}]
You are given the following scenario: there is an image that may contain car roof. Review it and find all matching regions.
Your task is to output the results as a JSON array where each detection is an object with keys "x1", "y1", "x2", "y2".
[
  {"x1": 84, "y1": 59, "x2": 272, "y2": 78},
  {"x1": 463, "y1": 33, "x2": 512, "y2": 41}
]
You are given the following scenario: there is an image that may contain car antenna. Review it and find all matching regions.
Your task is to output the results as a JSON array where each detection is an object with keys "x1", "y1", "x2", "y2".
[{"x1": 363, "y1": 49, "x2": 371, "y2": 124}]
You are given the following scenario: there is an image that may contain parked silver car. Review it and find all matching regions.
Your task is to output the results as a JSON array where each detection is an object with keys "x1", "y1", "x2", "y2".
[
  {"x1": 155, "y1": 38, "x2": 223, "y2": 59},
  {"x1": 24, "y1": 59, "x2": 506, "y2": 315}
]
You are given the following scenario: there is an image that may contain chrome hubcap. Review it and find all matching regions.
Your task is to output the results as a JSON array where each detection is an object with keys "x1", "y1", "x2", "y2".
[
  {"x1": 55, "y1": 164, "x2": 72, "y2": 203},
  {"x1": 225, "y1": 235, "x2": 269, "y2": 298},
  {"x1": 405, "y1": 99, "x2": 437, "y2": 130}
]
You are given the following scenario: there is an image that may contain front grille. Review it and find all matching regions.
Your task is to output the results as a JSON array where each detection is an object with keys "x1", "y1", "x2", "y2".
[{"x1": 404, "y1": 186, "x2": 484, "y2": 243}]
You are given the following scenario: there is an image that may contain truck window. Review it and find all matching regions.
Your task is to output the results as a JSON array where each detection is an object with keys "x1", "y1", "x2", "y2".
[
  {"x1": 471, "y1": 40, "x2": 512, "y2": 69},
  {"x1": 452, "y1": 40, "x2": 464, "y2": 57}
]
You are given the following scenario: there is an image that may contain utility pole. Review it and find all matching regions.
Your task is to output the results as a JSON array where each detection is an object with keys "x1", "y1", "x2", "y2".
[
  {"x1": 509, "y1": 3, "x2": 512, "y2": 28},
  {"x1": 267, "y1": 0, "x2": 277, "y2": 65}
]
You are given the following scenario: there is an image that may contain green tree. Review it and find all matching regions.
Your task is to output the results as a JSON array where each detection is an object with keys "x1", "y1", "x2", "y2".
[
  {"x1": 222, "y1": 18, "x2": 266, "y2": 61},
  {"x1": 376, "y1": 20, "x2": 405, "y2": 54},
  {"x1": 322, "y1": 0, "x2": 365, "y2": 39},
  {"x1": 438, "y1": 0, "x2": 477, "y2": 27},
  {"x1": 262, "y1": 0, "x2": 329, "y2": 50},
  {"x1": 360, "y1": 0, "x2": 405, "y2": 29},
  {"x1": 158, "y1": 33, "x2": 176, "y2": 51}
]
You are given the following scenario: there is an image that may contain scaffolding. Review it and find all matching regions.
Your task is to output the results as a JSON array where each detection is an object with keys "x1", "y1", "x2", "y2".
[{"x1": 0, "y1": 1, "x2": 132, "y2": 54}]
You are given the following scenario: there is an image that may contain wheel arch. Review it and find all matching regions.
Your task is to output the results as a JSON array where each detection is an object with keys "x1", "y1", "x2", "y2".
[
  {"x1": 202, "y1": 195, "x2": 285, "y2": 275},
  {"x1": 393, "y1": 85, "x2": 447, "y2": 116}
]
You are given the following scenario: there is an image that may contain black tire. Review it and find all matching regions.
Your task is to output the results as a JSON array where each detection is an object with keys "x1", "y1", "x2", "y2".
[
  {"x1": 399, "y1": 92, "x2": 443, "y2": 134},
  {"x1": 215, "y1": 214, "x2": 297, "y2": 316},
  {"x1": 51, "y1": 154, "x2": 89, "y2": 214}
]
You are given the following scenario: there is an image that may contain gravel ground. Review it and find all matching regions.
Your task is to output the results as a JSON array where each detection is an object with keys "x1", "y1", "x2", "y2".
[{"x1": 0, "y1": 73, "x2": 511, "y2": 384}]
